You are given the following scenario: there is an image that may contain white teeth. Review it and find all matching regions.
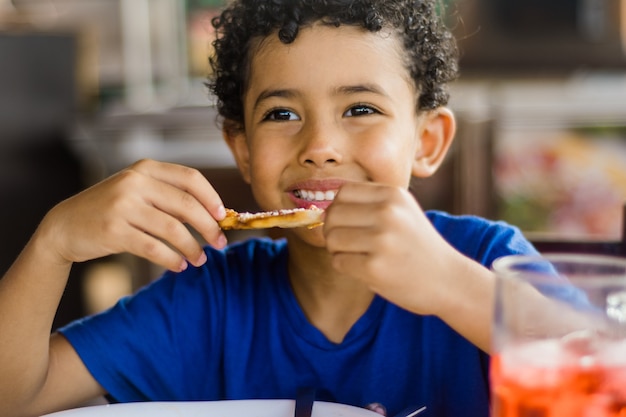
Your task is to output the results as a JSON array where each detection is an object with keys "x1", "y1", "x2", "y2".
[{"x1": 295, "y1": 189, "x2": 337, "y2": 202}]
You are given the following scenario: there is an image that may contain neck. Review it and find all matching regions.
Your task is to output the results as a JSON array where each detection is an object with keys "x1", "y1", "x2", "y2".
[{"x1": 286, "y1": 237, "x2": 375, "y2": 344}]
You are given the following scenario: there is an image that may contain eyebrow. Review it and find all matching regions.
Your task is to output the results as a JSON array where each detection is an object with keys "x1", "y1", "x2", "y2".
[
  {"x1": 335, "y1": 83, "x2": 389, "y2": 98},
  {"x1": 252, "y1": 83, "x2": 390, "y2": 110},
  {"x1": 253, "y1": 89, "x2": 297, "y2": 111}
]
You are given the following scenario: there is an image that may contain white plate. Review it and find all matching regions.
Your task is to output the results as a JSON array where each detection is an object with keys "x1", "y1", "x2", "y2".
[{"x1": 41, "y1": 400, "x2": 380, "y2": 417}]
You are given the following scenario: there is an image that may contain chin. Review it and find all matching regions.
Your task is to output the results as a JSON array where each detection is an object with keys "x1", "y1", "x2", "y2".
[{"x1": 285, "y1": 227, "x2": 327, "y2": 249}]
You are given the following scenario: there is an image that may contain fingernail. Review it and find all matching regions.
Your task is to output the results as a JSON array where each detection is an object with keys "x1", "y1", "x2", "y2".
[
  {"x1": 217, "y1": 234, "x2": 228, "y2": 249},
  {"x1": 216, "y1": 205, "x2": 226, "y2": 219},
  {"x1": 196, "y1": 251, "x2": 208, "y2": 266},
  {"x1": 178, "y1": 259, "x2": 189, "y2": 272}
]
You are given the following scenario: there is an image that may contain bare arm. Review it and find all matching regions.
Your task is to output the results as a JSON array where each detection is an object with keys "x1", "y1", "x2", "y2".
[
  {"x1": 0, "y1": 159, "x2": 227, "y2": 417},
  {"x1": 427, "y1": 254, "x2": 495, "y2": 352},
  {"x1": 0, "y1": 227, "x2": 105, "y2": 417}
]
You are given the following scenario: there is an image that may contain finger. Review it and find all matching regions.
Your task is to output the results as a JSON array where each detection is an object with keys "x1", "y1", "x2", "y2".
[
  {"x1": 128, "y1": 204, "x2": 208, "y2": 267},
  {"x1": 148, "y1": 183, "x2": 227, "y2": 249},
  {"x1": 328, "y1": 186, "x2": 420, "y2": 231},
  {"x1": 326, "y1": 184, "x2": 402, "y2": 228},
  {"x1": 325, "y1": 225, "x2": 396, "y2": 256},
  {"x1": 333, "y1": 182, "x2": 394, "y2": 204},
  {"x1": 128, "y1": 166, "x2": 227, "y2": 249},
  {"x1": 131, "y1": 159, "x2": 227, "y2": 220},
  {"x1": 123, "y1": 227, "x2": 191, "y2": 272},
  {"x1": 324, "y1": 202, "x2": 381, "y2": 228}
]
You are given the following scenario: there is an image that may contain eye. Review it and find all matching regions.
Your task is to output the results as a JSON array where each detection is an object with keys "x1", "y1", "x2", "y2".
[
  {"x1": 343, "y1": 104, "x2": 379, "y2": 117},
  {"x1": 263, "y1": 108, "x2": 300, "y2": 122}
]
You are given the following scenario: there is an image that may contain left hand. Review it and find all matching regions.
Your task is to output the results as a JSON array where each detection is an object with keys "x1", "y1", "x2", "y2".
[{"x1": 323, "y1": 182, "x2": 463, "y2": 317}]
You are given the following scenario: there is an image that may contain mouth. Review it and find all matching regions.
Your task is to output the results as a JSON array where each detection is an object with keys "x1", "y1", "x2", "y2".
[{"x1": 293, "y1": 189, "x2": 337, "y2": 203}]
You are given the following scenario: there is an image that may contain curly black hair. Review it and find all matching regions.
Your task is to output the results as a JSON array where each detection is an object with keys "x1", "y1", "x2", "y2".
[{"x1": 208, "y1": 0, "x2": 459, "y2": 129}]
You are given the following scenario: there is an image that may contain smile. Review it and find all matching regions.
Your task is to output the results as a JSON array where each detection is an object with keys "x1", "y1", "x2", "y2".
[{"x1": 293, "y1": 189, "x2": 337, "y2": 202}]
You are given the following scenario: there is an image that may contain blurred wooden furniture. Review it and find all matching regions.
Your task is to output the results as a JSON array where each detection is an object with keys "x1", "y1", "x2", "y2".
[{"x1": 528, "y1": 204, "x2": 626, "y2": 257}]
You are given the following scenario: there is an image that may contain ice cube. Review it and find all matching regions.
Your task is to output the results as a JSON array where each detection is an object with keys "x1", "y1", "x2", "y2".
[
  {"x1": 500, "y1": 340, "x2": 569, "y2": 387},
  {"x1": 607, "y1": 290, "x2": 626, "y2": 323},
  {"x1": 561, "y1": 330, "x2": 601, "y2": 358}
]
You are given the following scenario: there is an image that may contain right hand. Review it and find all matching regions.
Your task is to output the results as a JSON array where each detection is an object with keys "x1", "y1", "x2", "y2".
[{"x1": 37, "y1": 159, "x2": 227, "y2": 272}]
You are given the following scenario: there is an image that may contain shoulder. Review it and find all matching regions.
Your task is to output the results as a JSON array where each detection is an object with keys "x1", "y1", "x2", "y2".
[
  {"x1": 426, "y1": 210, "x2": 517, "y2": 236},
  {"x1": 426, "y1": 210, "x2": 538, "y2": 265}
]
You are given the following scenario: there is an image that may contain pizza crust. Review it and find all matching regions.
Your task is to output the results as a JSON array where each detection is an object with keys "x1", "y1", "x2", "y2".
[{"x1": 218, "y1": 206, "x2": 324, "y2": 230}]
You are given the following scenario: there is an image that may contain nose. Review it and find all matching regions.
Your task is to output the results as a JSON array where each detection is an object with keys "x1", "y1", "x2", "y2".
[{"x1": 298, "y1": 119, "x2": 343, "y2": 167}]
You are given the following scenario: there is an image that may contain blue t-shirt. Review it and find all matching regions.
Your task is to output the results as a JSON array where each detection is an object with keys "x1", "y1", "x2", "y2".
[{"x1": 60, "y1": 211, "x2": 537, "y2": 417}]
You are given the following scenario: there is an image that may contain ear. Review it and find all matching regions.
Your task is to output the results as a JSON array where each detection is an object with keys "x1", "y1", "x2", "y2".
[
  {"x1": 412, "y1": 107, "x2": 456, "y2": 178},
  {"x1": 222, "y1": 120, "x2": 252, "y2": 184}
]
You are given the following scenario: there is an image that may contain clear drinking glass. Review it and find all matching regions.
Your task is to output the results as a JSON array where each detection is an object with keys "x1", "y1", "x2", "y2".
[{"x1": 491, "y1": 254, "x2": 626, "y2": 417}]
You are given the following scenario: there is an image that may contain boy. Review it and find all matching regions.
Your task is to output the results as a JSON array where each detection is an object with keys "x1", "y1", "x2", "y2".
[{"x1": 0, "y1": 1, "x2": 538, "y2": 416}]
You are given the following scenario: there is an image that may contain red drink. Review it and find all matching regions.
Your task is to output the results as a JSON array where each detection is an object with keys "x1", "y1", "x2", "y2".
[
  {"x1": 490, "y1": 255, "x2": 626, "y2": 417},
  {"x1": 491, "y1": 340, "x2": 626, "y2": 417}
]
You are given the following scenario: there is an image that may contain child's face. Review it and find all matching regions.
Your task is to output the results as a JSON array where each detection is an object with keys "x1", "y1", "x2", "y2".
[{"x1": 229, "y1": 23, "x2": 434, "y2": 216}]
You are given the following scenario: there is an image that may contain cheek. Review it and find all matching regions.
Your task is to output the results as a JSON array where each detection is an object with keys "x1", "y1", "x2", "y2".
[
  {"x1": 247, "y1": 143, "x2": 286, "y2": 206},
  {"x1": 248, "y1": 142, "x2": 277, "y2": 176},
  {"x1": 358, "y1": 133, "x2": 417, "y2": 184}
]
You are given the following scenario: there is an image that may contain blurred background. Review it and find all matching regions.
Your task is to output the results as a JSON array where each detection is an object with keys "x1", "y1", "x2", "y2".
[{"x1": 0, "y1": 0, "x2": 625, "y2": 328}]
